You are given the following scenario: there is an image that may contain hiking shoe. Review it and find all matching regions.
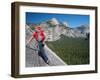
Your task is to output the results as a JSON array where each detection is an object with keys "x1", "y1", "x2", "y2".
[{"x1": 46, "y1": 60, "x2": 50, "y2": 65}]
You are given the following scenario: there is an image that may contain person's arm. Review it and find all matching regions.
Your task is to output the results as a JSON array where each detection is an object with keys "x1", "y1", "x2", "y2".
[
  {"x1": 43, "y1": 32, "x2": 49, "y2": 46},
  {"x1": 44, "y1": 32, "x2": 49, "y2": 41},
  {"x1": 26, "y1": 36, "x2": 34, "y2": 45}
]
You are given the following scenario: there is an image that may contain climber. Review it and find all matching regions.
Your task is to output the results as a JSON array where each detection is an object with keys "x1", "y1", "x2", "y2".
[{"x1": 26, "y1": 25, "x2": 50, "y2": 64}]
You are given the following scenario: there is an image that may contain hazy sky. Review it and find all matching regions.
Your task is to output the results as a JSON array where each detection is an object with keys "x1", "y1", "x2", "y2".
[{"x1": 26, "y1": 12, "x2": 90, "y2": 28}]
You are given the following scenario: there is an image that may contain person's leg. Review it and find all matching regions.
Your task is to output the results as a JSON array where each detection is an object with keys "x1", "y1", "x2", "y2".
[
  {"x1": 38, "y1": 41, "x2": 49, "y2": 64},
  {"x1": 41, "y1": 48, "x2": 48, "y2": 62}
]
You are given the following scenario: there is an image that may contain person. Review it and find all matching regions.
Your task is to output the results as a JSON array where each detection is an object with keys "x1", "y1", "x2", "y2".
[{"x1": 27, "y1": 26, "x2": 49, "y2": 64}]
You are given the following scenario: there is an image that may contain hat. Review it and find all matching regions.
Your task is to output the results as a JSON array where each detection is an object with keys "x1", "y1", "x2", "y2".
[
  {"x1": 36, "y1": 26, "x2": 41, "y2": 30},
  {"x1": 35, "y1": 26, "x2": 42, "y2": 32}
]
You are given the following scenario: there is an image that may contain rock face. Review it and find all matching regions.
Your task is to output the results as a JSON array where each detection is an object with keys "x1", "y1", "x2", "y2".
[
  {"x1": 27, "y1": 18, "x2": 89, "y2": 41},
  {"x1": 25, "y1": 25, "x2": 66, "y2": 67}
]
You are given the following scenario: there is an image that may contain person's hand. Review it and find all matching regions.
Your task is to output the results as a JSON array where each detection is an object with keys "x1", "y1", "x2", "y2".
[
  {"x1": 42, "y1": 43, "x2": 45, "y2": 47},
  {"x1": 26, "y1": 41, "x2": 30, "y2": 47},
  {"x1": 26, "y1": 36, "x2": 33, "y2": 46}
]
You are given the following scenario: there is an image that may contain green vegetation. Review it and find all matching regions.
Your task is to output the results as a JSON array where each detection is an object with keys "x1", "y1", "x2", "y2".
[{"x1": 46, "y1": 35, "x2": 89, "y2": 65}]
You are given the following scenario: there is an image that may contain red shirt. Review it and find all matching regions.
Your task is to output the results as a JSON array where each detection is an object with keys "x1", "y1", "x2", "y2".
[{"x1": 33, "y1": 30, "x2": 45, "y2": 42}]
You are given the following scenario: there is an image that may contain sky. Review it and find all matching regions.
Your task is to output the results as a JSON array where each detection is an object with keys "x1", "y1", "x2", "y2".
[{"x1": 26, "y1": 12, "x2": 90, "y2": 28}]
